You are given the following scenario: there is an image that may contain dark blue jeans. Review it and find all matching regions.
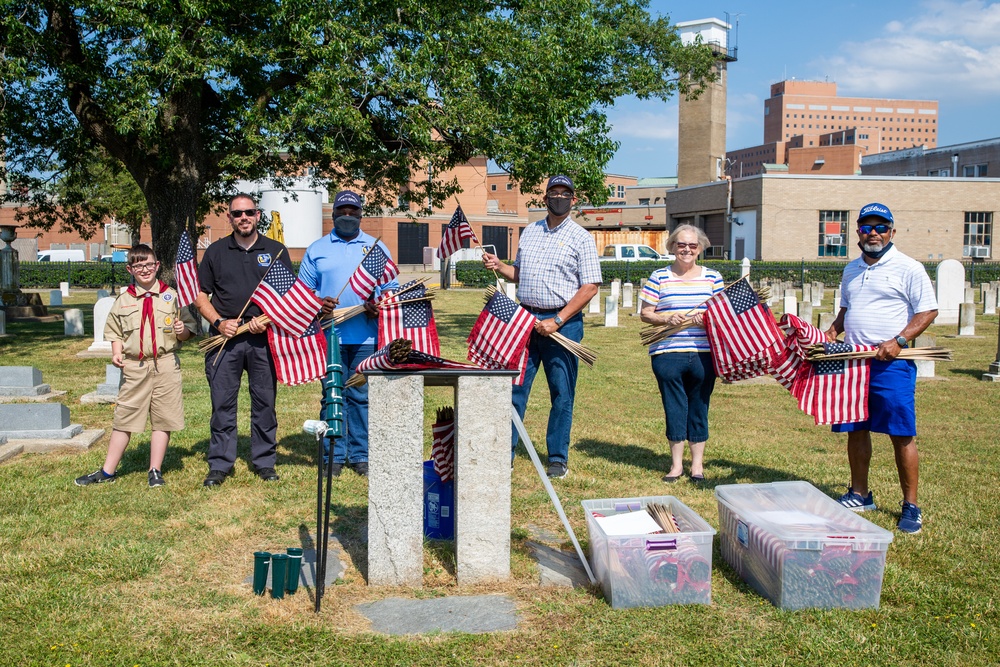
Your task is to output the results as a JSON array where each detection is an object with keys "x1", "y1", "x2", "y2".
[
  {"x1": 511, "y1": 312, "x2": 584, "y2": 465},
  {"x1": 650, "y1": 351, "x2": 716, "y2": 442},
  {"x1": 324, "y1": 341, "x2": 374, "y2": 464}
]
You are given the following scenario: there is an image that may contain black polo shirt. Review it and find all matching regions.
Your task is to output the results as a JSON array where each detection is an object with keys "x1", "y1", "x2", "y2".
[{"x1": 198, "y1": 233, "x2": 292, "y2": 320}]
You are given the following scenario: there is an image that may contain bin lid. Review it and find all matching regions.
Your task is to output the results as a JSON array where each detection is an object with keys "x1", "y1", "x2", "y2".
[{"x1": 714, "y1": 481, "x2": 893, "y2": 544}]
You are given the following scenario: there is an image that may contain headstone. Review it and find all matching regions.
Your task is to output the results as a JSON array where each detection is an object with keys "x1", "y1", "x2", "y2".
[
  {"x1": 610, "y1": 280, "x2": 621, "y2": 303},
  {"x1": 797, "y1": 301, "x2": 813, "y2": 326},
  {"x1": 49, "y1": 289, "x2": 62, "y2": 306},
  {"x1": 0, "y1": 403, "x2": 83, "y2": 439},
  {"x1": 982, "y1": 324, "x2": 1000, "y2": 382},
  {"x1": 64, "y1": 308, "x2": 84, "y2": 336},
  {"x1": 622, "y1": 283, "x2": 633, "y2": 309},
  {"x1": 635, "y1": 291, "x2": 643, "y2": 315},
  {"x1": 818, "y1": 312, "x2": 835, "y2": 332},
  {"x1": 801, "y1": 283, "x2": 812, "y2": 304},
  {"x1": 0, "y1": 310, "x2": 5, "y2": 335},
  {"x1": 740, "y1": 257, "x2": 751, "y2": 279},
  {"x1": 981, "y1": 283, "x2": 990, "y2": 302},
  {"x1": 86, "y1": 297, "x2": 115, "y2": 355},
  {"x1": 0, "y1": 366, "x2": 51, "y2": 396},
  {"x1": 964, "y1": 287, "x2": 976, "y2": 304},
  {"x1": 96, "y1": 289, "x2": 110, "y2": 299},
  {"x1": 811, "y1": 282, "x2": 824, "y2": 307},
  {"x1": 97, "y1": 365, "x2": 122, "y2": 396},
  {"x1": 914, "y1": 334, "x2": 936, "y2": 378},
  {"x1": 984, "y1": 288, "x2": 998, "y2": 316},
  {"x1": 588, "y1": 292, "x2": 600, "y2": 314},
  {"x1": 783, "y1": 294, "x2": 797, "y2": 316},
  {"x1": 60, "y1": 281, "x2": 70, "y2": 297},
  {"x1": 833, "y1": 288, "x2": 842, "y2": 311},
  {"x1": 934, "y1": 259, "x2": 965, "y2": 324},
  {"x1": 958, "y1": 303, "x2": 976, "y2": 336},
  {"x1": 503, "y1": 282, "x2": 516, "y2": 301},
  {"x1": 604, "y1": 296, "x2": 618, "y2": 327}
]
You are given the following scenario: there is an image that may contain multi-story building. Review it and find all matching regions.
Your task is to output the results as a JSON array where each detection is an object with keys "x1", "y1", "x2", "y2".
[{"x1": 860, "y1": 137, "x2": 998, "y2": 179}]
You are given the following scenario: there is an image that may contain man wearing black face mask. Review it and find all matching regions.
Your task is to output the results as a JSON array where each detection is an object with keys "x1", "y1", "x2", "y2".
[
  {"x1": 299, "y1": 190, "x2": 399, "y2": 477},
  {"x1": 824, "y1": 202, "x2": 938, "y2": 534},
  {"x1": 482, "y1": 175, "x2": 602, "y2": 479}
]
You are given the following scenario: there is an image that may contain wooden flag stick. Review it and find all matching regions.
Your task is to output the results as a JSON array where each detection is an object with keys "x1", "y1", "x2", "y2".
[
  {"x1": 455, "y1": 199, "x2": 502, "y2": 285},
  {"x1": 334, "y1": 236, "x2": 383, "y2": 302}
]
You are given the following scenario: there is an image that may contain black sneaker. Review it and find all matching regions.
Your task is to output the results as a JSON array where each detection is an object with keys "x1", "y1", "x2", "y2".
[
  {"x1": 203, "y1": 469, "x2": 229, "y2": 487},
  {"x1": 255, "y1": 466, "x2": 280, "y2": 482},
  {"x1": 75, "y1": 469, "x2": 116, "y2": 486},
  {"x1": 148, "y1": 468, "x2": 165, "y2": 487},
  {"x1": 546, "y1": 462, "x2": 568, "y2": 479},
  {"x1": 351, "y1": 461, "x2": 369, "y2": 477},
  {"x1": 329, "y1": 462, "x2": 344, "y2": 478}
]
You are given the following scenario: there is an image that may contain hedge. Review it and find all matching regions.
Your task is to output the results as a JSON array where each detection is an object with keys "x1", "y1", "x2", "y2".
[{"x1": 16, "y1": 260, "x2": 305, "y2": 289}]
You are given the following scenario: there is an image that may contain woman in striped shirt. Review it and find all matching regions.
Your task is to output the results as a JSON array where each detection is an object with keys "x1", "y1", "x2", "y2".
[{"x1": 639, "y1": 225, "x2": 724, "y2": 483}]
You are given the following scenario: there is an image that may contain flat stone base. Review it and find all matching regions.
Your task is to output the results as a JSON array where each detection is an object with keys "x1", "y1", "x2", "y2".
[
  {"x1": 76, "y1": 348, "x2": 113, "y2": 359},
  {"x1": 0, "y1": 384, "x2": 51, "y2": 396},
  {"x1": 0, "y1": 440, "x2": 24, "y2": 464},
  {"x1": 80, "y1": 391, "x2": 118, "y2": 404},
  {"x1": 8, "y1": 429, "x2": 104, "y2": 453},
  {"x1": 983, "y1": 373, "x2": 1000, "y2": 382},
  {"x1": 356, "y1": 595, "x2": 519, "y2": 635},
  {"x1": 0, "y1": 390, "x2": 67, "y2": 403},
  {"x1": 1, "y1": 424, "x2": 84, "y2": 440}
]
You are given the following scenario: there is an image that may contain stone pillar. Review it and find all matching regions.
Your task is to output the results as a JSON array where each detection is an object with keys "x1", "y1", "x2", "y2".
[
  {"x1": 797, "y1": 301, "x2": 813, "y2": 326},
  {"x1": 367, "y1": 375, "x2": 425, "y2": 586},
  {"x1": 64, "y1": 308, "x2": 84, "y2": 336},
  {"x1": 958, "y1": 303, "x2": 976, "y2": 336},
  {"x1": 604, "y1": 296, "x2": 618, "y2": 327},
  {"x1": 454, "y1": 376, "x2": 512, "y2": 583},
  {"x1": 49, "y1": 290, "x2": 62, "y2": 306},
  {"x1": 914, "y1": 334, "x2": 936, "y2": 378},
  {"x1": 588, "y1": 291, "x2": 601, "y2": 314},
  {"x1": 622, "y1": 283, "x2": 633, "y2": 309}
]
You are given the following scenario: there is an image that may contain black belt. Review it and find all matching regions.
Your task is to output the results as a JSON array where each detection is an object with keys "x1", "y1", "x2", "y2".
[{"x1": 521, "y1": 304, "x2": 564, "y2": 315}]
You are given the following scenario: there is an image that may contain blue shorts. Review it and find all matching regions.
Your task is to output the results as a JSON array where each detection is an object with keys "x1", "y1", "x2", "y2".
[{"x1": 832, "y1": 359, "x2": 917, "y2": 437}]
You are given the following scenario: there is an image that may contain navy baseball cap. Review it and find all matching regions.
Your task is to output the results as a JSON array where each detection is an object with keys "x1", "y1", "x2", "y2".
[
  {"x1": 546, "y1": 175, "x2": 575, "y2": 192},
  {"x1": 857, "y1": 202, "x2": 893, "y2": 225},
  {"x1": 334, "y1": 190, "x2": 363, "y2": 209}
]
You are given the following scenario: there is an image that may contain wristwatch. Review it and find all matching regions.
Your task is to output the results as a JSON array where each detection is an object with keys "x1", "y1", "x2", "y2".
[
  {"x1": 894, "y1": 335, "x2": 907, "y2": 347},
  {"x1": 214, "y1": 318, "x2": 223, "y2": 329},
  {"x1": 553, "y1": 315, "x2": 564, "y2": 327}
]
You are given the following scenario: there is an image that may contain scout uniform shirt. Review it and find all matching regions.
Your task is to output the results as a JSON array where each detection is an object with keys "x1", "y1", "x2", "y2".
[{"x1": 105, "y1": 281, "x2": 195, "y2": 359}]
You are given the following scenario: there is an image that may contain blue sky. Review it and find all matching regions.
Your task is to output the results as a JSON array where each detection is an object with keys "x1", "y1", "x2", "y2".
[{"x1": 605, "y1": 0, "x2": 1000, "y2": 178}]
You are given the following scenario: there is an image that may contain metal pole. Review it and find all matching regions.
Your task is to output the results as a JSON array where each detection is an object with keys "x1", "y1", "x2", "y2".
[{"x1": 314, "y1": 324, "x2": 345, "y2": 612}]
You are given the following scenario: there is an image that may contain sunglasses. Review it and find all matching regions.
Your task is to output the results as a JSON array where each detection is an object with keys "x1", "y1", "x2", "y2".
[
  {"x1": 230, "y1": 208, "x2": 258, "y2": 218},
  {"x1": 858, "y1": 223, "x2": 891, "y2": 235},
  {"x1": 674, "y1": 242, "x2": 700, "y2": 250}
]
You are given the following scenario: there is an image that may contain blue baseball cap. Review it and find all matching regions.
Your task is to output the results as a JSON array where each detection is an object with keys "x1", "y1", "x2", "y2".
[
  {"x1": 334, "y1": 190, "x2": 363, "y2": 210},
  {"x1": 857, "y1": 202, "x2": 893, "y2": 225},
  {"x1": 546, "y1": 175, "x2": 575, "y2": 192}
]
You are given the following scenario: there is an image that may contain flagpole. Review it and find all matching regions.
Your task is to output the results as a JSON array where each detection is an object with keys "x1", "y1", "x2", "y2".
[
  {"x1": 211, "y1": 247, "x2": 286, "y2": 366},
  {"x1": 455, "y1": 200, "x2": 502, "y2": 286},
  {"x1": 333, "y1": 236, "x2": 384, "y2": 302}
]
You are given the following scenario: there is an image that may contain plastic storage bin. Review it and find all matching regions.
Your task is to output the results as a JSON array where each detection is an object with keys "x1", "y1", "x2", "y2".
[
  {"x1": 581, "y1": 496, "x2": 716, "y2": 608},
  {"x1": 715, "y1": 481, "x2": 894, "y2": 610}
]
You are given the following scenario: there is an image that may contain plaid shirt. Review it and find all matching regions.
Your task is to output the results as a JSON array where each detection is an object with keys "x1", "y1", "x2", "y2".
[{"x1": 513, "y1": 217, "x2": 602, "y2": 310}]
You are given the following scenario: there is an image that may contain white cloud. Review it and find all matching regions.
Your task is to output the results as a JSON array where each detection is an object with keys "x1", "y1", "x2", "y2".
[{"x1": 609, "y1": 107, "x2": 679, "y2": 141}]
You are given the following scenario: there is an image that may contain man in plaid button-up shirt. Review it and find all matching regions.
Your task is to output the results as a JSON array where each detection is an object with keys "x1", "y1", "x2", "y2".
[{"x1": 482, "y1": 175, "x2": 602, "y2": 479}]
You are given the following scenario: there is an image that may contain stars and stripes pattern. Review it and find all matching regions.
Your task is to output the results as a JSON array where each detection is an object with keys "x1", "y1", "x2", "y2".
[
  {"x1": 267, "y1": 319, "x2": 327, "y2": 386},
  {"x1": 437, "y1": 205, "x2": 476, "y2": 260},
  {"x1": 250, "y1": 261, "x2": 323, "y2": 337},
  {"x1": 378, "y1": 286, "x2": 440, "y2": 356},
  {"x1": 354, "y1": 342, "x2": 473, "y2": 375},
  {"x1": 793, "y1": 341, "x2": 877, "y2": 425},
  {"x1": 769, "y1": 313, "x2": 828, "y2": 390},
  {"x1": 348, "y1": 243, "x2": 399, "y2": 300},
  {"x1": 431, "y1": 417, "x2": 455, "y2": 483},
  {"x1": 174, "y1": 230, "x2": 200, "y2": 308},
  {"x1": 702, "y1": 278, "x2": 784, "y2": 379},
  {"x1": 466, "y1": 290, "x2": 536, "y2": 374}
]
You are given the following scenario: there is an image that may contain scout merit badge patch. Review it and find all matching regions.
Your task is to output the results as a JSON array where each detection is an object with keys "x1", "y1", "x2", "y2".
[
  {"x1": 257, "y1": 253, "x2": 272, "y2": 267},
  {"x1": 163, "y1": 315, "x2": 173, "y2": 332}
]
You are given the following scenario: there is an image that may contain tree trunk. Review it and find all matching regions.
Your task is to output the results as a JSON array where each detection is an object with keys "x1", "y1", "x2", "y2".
[{"x1": 144, "y1": 177, "x2": 202, "y2": 286}]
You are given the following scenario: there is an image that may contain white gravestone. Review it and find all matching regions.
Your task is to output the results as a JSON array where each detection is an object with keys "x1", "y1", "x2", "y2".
[
  {"x1": 958, "y1": 303, "x2": 976, "y2": 336},
  {"x1": 797, "y1": 301, "x2": 813, "y2": 326},
  {"x1": 914, "y1": 334, "x2": 936, "y2": 378},
  {"x1": 60, "y1": 281, "x2": 70, "y2": 297},
  {"x1": 49, "y1": 290, "x2": 62, "y2": 306},
  {"x1": 610, "y1": 280, "x2": 621, "y2": 304},
  {"x1": 96, "y1": 289, "x2": 110, "y2": 299},
  {"x1": 604, "y1": 296, "x2": 618, "y2": 327},
  {"x1": 984, "y1": 288, "x2": 998, "y2": 316},
  {"x1": 801, "y1": 283, "x2": 812, "y2": 304},
  {"x1": 588, "y1": 291, "x2": 601, "y2": 314},
  {"x1": 64, "y1": 309, "x2": 84, "y2": 336},
  {"x1": 635, "y1": 290, "x2": 643, "y2": 315},
  {"x1": 783, "y1": 294, "x2": 797, "y2": 316},
  {"x1": 934, "y1": 259, "x2": 965, "y2": 325},
  {"x1": 833, "y1": 288, "x2": 842, "y2": 312},
  {"x1": 964, "y1": 287, "x2": 976, "y2": 304},
  {"x1": 818, "y1": 312, "x2": 836, "y2": 332},
  {"x1": 503, "y1": 282, "x2": 517, "y2": 301},
  {"x1": 811, "y1": 282, "x2": 824, "y2": 307},
  {"x1": 622, "y1": 283, "x2": 633, "y2": 309},
  {"x1": 86, "y1": 296, "x2": 116, "y2": 355},
  {"x1": 740, "y1": 257, "x2": 751, "y2": 279}
]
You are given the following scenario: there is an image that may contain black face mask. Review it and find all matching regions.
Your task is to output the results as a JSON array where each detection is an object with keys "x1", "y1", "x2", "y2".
[
  {"x1": 546, "y1": 196, "x2": 572, "y2": 217},
  {"x1": 334, "y1": 215, "x2": 361, "y2": 238},
  {"x1": 859, "y1": 241, "x2": 893, "y2": 260}
]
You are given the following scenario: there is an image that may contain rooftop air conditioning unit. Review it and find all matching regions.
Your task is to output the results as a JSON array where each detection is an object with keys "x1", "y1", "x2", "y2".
[
  {"x1": 970, "y1": 246, "x2": 990, "y2": 258},
  {"x1": 826, "y1": 235, "x2": 844, "y2": 246}
]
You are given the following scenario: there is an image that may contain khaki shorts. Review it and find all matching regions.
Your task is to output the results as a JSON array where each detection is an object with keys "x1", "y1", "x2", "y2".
[{"x1": 113, "y1": 354, "x2": 185, "y2": 433}]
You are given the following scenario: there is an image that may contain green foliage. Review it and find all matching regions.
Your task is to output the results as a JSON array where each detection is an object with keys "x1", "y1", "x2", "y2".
[
  {"x1": 0, "y1": 0, "x2": 719, "y2": 266},
  {"x1": 19, "y1": 262, "x2": 126, "y2": 289}
]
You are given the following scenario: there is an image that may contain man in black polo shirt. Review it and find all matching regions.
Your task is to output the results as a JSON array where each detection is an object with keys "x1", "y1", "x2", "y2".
[{"x1": 195, "y1": 193, "x2": 291, "y2": 486}]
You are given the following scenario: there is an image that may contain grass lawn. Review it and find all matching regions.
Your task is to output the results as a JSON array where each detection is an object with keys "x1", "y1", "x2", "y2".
[{"x1": 0, "y1": 286, "x2": 997, "y2": 666}]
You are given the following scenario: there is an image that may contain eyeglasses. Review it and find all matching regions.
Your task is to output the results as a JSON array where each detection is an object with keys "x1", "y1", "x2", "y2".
[
  {"x1": 858, "y1": 223, "x2": 891, "y2": 235},
  {"x1": 230, "y1": 208, "x2": 258, "y2": 218},
  {"x1": 674, "y1": 242, "x2": 700, "y2": 250},
  {"x1": 547, "y1": 193, "x2": 573, "y2": 200},
  {"x1": 130, "y1": 262, "x2": 158, "y2": 272}
]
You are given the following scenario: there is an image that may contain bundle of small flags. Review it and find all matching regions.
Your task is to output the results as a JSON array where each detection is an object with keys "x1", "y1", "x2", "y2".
[{"x1": 346, "y1": 338, "x2": 477, "y2": 388}]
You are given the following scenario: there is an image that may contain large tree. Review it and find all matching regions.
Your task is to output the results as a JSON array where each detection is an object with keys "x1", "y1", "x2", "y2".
[{"x1": 0, "y1": 0, "x2": 717, "y2": 266}]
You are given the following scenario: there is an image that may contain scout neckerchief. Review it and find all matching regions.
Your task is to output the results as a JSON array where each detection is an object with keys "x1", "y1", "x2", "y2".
[{"x1": 126, "y1": 280, "x2": 169, "y2": 360}]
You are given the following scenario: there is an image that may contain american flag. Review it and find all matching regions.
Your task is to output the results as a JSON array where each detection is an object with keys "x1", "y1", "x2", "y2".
[
  {"x1": 466, "y1": 291, "x2": 536, "y2": 372},
  {"x1": 174, "y1": 230, "x2": 200, "y2": 308},
  {"x1": 793, "y1": 341, "x2": 877, "y2": 425},
  {"x1": 431, "y1": 417, "x2": 455, "y2": 483},
  {"x1": 437, "y1": 205, "x2": 476, "y2": 260},
  {"x1": 378, "y1": 286, "x2": 440, "y2": 356},
  {"x1": 267, "y1": 319, "x2": 327, "y2": 386},
  {"x1": 348, "y1": 243, "x2": 399, "y2": 300},
  {"x1": 354, "y1": 341, "x2": 474, "y2": 375},
  {"x1": 250, "y1": 261, "x2": 322, "y2": 337},
  {"x1": 769, "y1": 313, "x2": 828, "y2": 390},
  {"x1": 703, "y1": 278, "x2": 784, "y2": 378}
]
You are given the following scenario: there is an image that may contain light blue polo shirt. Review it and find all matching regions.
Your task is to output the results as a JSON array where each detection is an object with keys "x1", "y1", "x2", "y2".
[{"x1": 298, "y1": 231, "x2": 399, "y2": 345}]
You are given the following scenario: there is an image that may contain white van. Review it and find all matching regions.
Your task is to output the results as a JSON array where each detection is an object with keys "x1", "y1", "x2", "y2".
[{"x1": 37, "y1": 249, "x2": 86, "y2": 262}]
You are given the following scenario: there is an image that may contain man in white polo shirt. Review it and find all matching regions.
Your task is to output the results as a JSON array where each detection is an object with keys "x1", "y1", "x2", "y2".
[{"x1": 824, "y1": 202, "x2": 938, "y2": 534}]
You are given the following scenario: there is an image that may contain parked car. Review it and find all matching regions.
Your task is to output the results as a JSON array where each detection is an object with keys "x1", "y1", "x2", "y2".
[
  {"x1": 99, "y1": 250, "x2": 128, "y2": 263},
  {"x1": 599, "y1": 243, "x2": 674, "y2": 262},
  {"x1": 37, "y1": 249, "x2": 86, "y2": 262}
]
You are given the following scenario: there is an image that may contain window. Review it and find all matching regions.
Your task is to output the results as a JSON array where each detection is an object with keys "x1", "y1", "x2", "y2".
[
  {"x1": 818, "y1": 210, "x2": 849, "y2": 257},
  {"x1": 638, "y1": 198, "x2": 650, "y2": 206},
  {"x1": 963, "y1": 164, "x2": 988, "y2": 177},
  {"x1": 963, "y1": 212, "x2": 992, "y2": 258},
  {"x1": 491, "y1": 184, "x2": 497, "y2": 191},
  {"x1": 506, "y1": 183, "x2": 513, "y2": 191},
  {"x1": 617, "y1": 185, "x2": 626, "y2": 199},
  {"x1": 638, "y1": 246, "x2": 659, "y2": 259}
]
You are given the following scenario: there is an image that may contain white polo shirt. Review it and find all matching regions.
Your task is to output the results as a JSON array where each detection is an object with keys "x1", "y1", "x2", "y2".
[{"x1": 839, "y1": 245, "x2": 937, "y2": 346}]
